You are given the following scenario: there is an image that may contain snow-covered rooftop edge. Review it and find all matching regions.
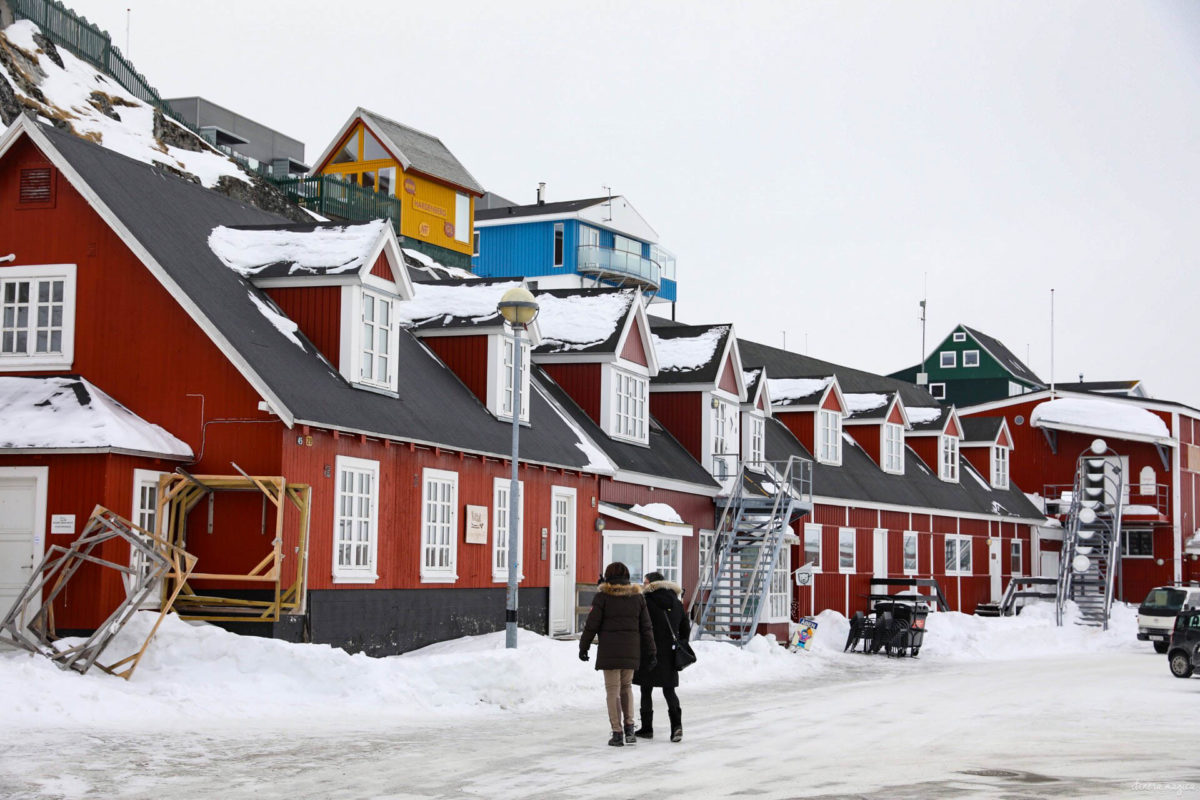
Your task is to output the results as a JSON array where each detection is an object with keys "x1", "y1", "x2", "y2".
[
  {"x1": 208, "y1": 221, "x2": 389, "y2": 276},
  {"x1": 1031, "y1": 397, "x2": 1172, "y2": 442}
]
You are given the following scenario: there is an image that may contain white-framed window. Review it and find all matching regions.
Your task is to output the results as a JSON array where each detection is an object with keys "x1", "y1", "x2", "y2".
[
  {"x1": 930, "y1": 383, "x2": 946, "y2": 400},
  {"x1": 492, "y1": 478, "x2": 525, "y2": 582},
  {"x1": 944, "y1": 534, "x2": 972, "y2": 575},
  {"x1": 962, "y1": 350, "x2": 980, "y2": 368},
  {"x1": 883, "y1": 422, "x2": 905, "y2": 474},
  {"x1": 613, "y1": 370, "x2": 648, "y2": 442},
  {"x1": 767, "y1": 544, "x2": 792, "y2": 621},
  {"x1": 991, "y1": 445, "x2": 1010, "y2": 489},
  {"x1": 498, "y1": 334, "x2": 532, "y2": 423},
  {"x1": 421, "y1": 468, "x2": 458, "y2": 582},
  {"x1": 838, "y1": 527, "x2": 856, "y2": 573},
  {"x1": 699, "y1": 529, "x2": 717, "y2": 585},
  {"x1": 333, "y1": 456, "x2": 380, "y2": 582},
  {"x1": 1122, "y1": 529, "x2": 1153, "y2": 558},
  {"x1": 952, "y1": 332, "x2": 966, "y2": 342},
  {"x1": 902, "y1": 530, "x2": 918, "y2": 574},
  {"x1": 656, "y1": 536, "x2": 681, "y2": 585},
  {"x1": 1010, "y1": 539, "x2": 1022, "y2": 575},
  {"x1": 711, "y1": 396, "x2": 739, "y2": 477},
  {"x1": 803, "y1": 523, "x2": 822, "y2": 571},
  {"x1": 744, "y1": 412, "x2": 766, "y2": 464},
  {"x1": 553, "y1": 222, "x2": 565, "y2": 267},
  {"x1": 473, "y1": 230, "x2": 480, "y2": 258},
  {"x1": 127, "y1": 469, "x2": 167, "y2": 602},
  {"x1": 817, "y1": 409, "x2": 842, "y2": 465},
  {"x1": 940, "y1": 434, "x2": 959, "y2": 482},
  {"x1": 454, "y1": 193, "x2": 470, "y2": 243},
  {"x1": 359, "y1": 289, "x2": 396, "y2": 390},
  {"x1": 0, "y1": 264, "x2": 76, "y2": 370},
  {"x1": 940, "y1": 351, "x2": 956, "y2": 368}
]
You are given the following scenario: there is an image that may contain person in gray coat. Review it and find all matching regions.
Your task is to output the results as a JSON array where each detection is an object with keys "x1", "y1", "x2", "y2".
[{"x1": 579, "y1": 562, "x2": 656, "y2": 747}]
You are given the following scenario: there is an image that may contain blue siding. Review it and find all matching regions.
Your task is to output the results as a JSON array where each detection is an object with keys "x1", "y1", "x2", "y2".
[
  {"x1": 473, "y1": 220, "x2": 578, "y2": 278},
  {"x1": 658, "y1": 277, "x2": 677, "y2": 303}
]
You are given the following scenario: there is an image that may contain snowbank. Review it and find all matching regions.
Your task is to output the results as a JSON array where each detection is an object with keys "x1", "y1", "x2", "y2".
[
  {"x1": 1031, "y1": 397, "x2": 1170, "y2": 440},
  {"x1": 536, "y1": 292, "x2": 631, "y2": 352},
  {"x1": 768, "y1": 377, "x2": 831, "y2": 404},
  {"x1": 208, "y1": 221, "x2": 389, "y2": 276}
]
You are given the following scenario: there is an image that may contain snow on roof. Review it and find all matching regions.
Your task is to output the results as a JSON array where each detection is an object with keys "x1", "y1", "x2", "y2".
[
  {"x1": 653, "y1": 327, "x2": 724, "y2": 372},
  {"x1": 394, "y1": 281, "x2": 520, "y2": 327},
  {"x1": 767, "y1": 377, "x2": 831, "y2": 404},
  {"x1": 402, "y1": 248, "x2": 475, "y2": 280},
  {"x1": 0, "y1": 376, "x2": 191, "y2": 457},
  {"x1": 629, "y1": 503, "x2": 684, "y2": 524},
  {"x1": 906, "y1": 407, "x2": 944, "y2": 425},
  {"x1": 1031, "y1": 397, "x2": 1170, "y2": 440},
  {"x1": 963, "y1": 461, "x2": 992, "y2": 492},
  {"x1": 208, "y1": 221, "x2": 388, "y2": 276},
  {"x1": 535, "y1": 383, "x2": 615, "y2": 475},
  {"x1": 249, "y1": 292, "x2": 304, "y2": 350},
  {"x1": 536, "y1": 293, "x2": 631, "y2": 351},
  {"x1": 844, "y1": 393, "x2": 889, "y2": 413},
  {"x1": 2, "y1": 21, "x2": 247, "y2": 188}
]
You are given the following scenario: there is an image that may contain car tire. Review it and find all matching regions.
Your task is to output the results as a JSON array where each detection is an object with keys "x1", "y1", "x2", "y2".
[
  {"x1": 1168, "y1": 650, "x2": 1194, "y2": 679},
  {"x1": 1154, "y1": 640, "x2": 1170, "y2": 654}
]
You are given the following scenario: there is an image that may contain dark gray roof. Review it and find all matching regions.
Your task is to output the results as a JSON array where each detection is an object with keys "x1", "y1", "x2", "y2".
[
  {"x1": 1071, "y1": 380, "x2": 1142, "y2": 394},
  {"x1": 908, "y1": 405, "x2": 952, "y2": 433},
  {"x1": 960, "y1": 417, "x2": 1004, "y2": 444},
  {"x1": 960, "y1": 325, "x2": 1044, "y2": 384},
  {"x1": 765, "y1": 419, "x2": 1042, "y2": 521},
  {"x1": 361, "y1": 108, "x2": 484, "y2": 194},
  {"x1": 476, "y1": 197, "x2": 607, "y2": 222},
  {"x1": 41, "y1": 125, "x2": 595, "y2": 470},
  {"x1": 537, "y1": 370, "x2": 720, "y2": 492},
  {"x1": 532, "y1": 288, "x2": 636, "y2": 356},
  {"x1": 401, "y1": 249, "x2": 478, "y2": 283},
  {"x1": 650, "y1": 324, "x2": 731, "y2": 385},
  {"x1": 476, "y1": 191, "x2": 519, "y2": 210}
]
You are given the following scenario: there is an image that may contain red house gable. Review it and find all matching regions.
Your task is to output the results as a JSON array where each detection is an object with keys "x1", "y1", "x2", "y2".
[
  {"x1": 821, "y1": 386, "x2": 845, "y2": 413},
  {"x1": 619, "y1": 316, "x2": 649, "y2": 367},
  {"x1": 944, "y1": 414, "x2": 962, "y2": 438},
  {"x1": 887, "y1": 403, "x2": 905, "y2": 425},
  {"x1": 718, "y1": 353, "x2": 739, "y2": 395}
]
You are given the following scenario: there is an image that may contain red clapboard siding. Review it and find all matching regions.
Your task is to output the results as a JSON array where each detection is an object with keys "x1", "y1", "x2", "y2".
[
  {"x1": 267, "y1": 286, "x2": 343, "y2": 369},
  {"x1": 619, "y1": 320, "x2": 648, "y2": 367},
  {"x1": 847, "y1": 425, "x2": 882, "y2": 466},
  {"x1": 422, "y1": 334, "x2": 490, "y2": 404},
  {"x1": 718, "y1": 354, "x2": 738, "y2": 395},
  {"x1": 649, "y1": 392, "x2": 703, "y2": 463},
  {"x1": 370, "y1": 252, "x2": 391, "y2": 280},
  {"x1": 542, "y1": 363, "x2": 602, "y2": 424},
  {"x1": 880, "y1": 510, "x2": 909, "y2": 530},
  {"x1": 847, "y1": 507, "x2": 878, "y2": 529},
  {"x1": 961, "y1": 446, "x2": 990, "y2": 480},
  {"x1": 775, "y1": 410, "x2": 815, "y2": 454}
]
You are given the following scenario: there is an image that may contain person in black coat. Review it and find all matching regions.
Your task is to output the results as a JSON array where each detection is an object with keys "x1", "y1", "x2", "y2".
[
  {"x1": 579, "y1": 562, "x2": 656, "y2": 747},
  {"x1": 633, "y1": 571, "x2": 690, "y2": 742}
]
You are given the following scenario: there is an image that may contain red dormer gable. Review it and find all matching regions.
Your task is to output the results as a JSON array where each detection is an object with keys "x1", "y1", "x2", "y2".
[
  {"x1": 620, "y1": 317, "x2": 649, "y2": 367},
  {"x1": 718, "y1": 354, "x2": 739, "y2": 395},
  {"x1": 945, "y1": 414, "x2": 961, "y2": 438},
  {"x1": 887, "y1": 403, "x2": 905, "y2": 425},
  {"x1": 821, "y1": 387, "x2": 845, "y2": 413},
  {"x1": 370, "y1": 252, "x2": 392, "y2": 280},
  {"x1": 997, "y1": 425, "x2": 1013, "y2": 449}
]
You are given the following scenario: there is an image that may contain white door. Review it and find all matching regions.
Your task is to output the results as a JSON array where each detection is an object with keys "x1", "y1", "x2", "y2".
[
  {"x1": 604, "y1": 533, "x2": 648, "y2": 584},
  {"x1": 549, "y1": 488, "x2": 576, "y2": 636},
  {"x1": 0, "y1": 468, "x2": 47, "y2": 625},
  {"x1": 872, "y1": 529, "x2": 888, "y2": 580},
  {"x1": 988, "y1": 538, "x2": 1003, "y2": 602},
  {"x1": 1040, "y1": 550, "x2": 1060, "y2": 578}
]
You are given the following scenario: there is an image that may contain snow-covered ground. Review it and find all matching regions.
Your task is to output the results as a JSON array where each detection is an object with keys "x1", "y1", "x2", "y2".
[{"x1": 2, "y1": 603, "x2": 1197, "y2": 798}]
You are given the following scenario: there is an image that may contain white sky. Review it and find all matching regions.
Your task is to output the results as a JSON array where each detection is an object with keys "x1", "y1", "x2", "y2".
[{"x1": 74, "y1": 0, "x2": 1200, "y2": 405}]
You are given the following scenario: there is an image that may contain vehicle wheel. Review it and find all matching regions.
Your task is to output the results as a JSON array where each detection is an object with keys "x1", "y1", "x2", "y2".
[
  {"x1": 1154, "y1": 640, "x2": 1170, "y2": 654},
  {"x1": 1169, "y1": 651, "x2": 1194, "y2": 679}
]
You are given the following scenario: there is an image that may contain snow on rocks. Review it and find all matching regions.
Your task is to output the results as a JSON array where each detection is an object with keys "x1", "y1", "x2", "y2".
[
  {"x1": 629, "y1": 502, "x2": 684, "y2": 523},
  {"x1": 653, "y1": 327, "x2": 725, "y2": 372},
  {"x1": 535, "y1": 292, "x2": 631, "y2": 352},
  {"x1": 0, "y1": 375, "x2": 191, "y2": 457},
  {"x1": 1031, "y1": 396, "x2": 1171, "y2": 440},
  {"x1": 208, "y1": 221, "x2": 389, "y2": 276}
]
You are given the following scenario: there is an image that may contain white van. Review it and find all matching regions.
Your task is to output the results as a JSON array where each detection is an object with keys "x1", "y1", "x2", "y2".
[{"x1": 1138, "y1": 585, "x2": 1200, "y2": 653}]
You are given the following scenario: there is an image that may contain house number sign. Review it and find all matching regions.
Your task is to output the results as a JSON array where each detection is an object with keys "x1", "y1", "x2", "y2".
[{"x1": 464, "y1": 505, "x2": 488, "y2": 544}]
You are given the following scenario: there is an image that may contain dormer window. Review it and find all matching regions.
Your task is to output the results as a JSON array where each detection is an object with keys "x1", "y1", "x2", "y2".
[
  {"x1": 940, "y1": 434, "x2": 959, "y2": 482},
  {"x1": 613, "y1": 370, "x2": 647, "y2": 441},
  {"x1": 991, "y1": 445, "x2": 1009, "y2": 489},
  {"x1": 883, "y1": 422, "x2": 904, "y2": 474},
  {"x1": 359, "y1": 290, "x2": 395, "y2": 389},
  {"x1": 498, "y1": 335, "x2": 532, "y2": 423},
  {"x1": 817, "y1": 408, "x2": 842, "y2": 465},
  {"x1": 711, "y1": 396, "x2": 739, "y2": 476},
  {"x1": 744, "y1": 412, "x2": 765, "y2": 464}
]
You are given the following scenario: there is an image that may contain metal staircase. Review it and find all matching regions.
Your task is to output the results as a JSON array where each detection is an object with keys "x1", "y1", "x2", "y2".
[
  {"x1": 690, "y1": 456, "x2": 812, "y2": 645},
  {"x1": 1056, "y1": 443, "x2": 1126, "y2": 629}
]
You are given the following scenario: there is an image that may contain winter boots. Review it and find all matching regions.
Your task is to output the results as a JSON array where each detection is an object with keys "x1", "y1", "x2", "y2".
[
  {"x1": 623, "y1": 724, "x2": 637, "y2": 745},
  {"x1": 669, "y1": 709, "x2": 682, "y2": 743},
  {"x1": 635, "y1": 709, "x2": 653, "y2": 739},
  {"x1": 608, "y1": 731, "x2": 624, "y2": 747}
]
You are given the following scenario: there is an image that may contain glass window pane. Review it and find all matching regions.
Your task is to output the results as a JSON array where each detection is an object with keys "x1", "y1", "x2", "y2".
[{"x1": 363, "y1": 131, "x2": 389, "y2": 161}]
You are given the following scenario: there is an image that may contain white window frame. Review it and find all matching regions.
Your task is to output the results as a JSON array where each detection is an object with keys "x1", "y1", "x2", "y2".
[
  {"x1": 902, "y1": 530, "x2": 919, "y2": 574},
  {"x1": 332, "y1": 456, "x2": 380, "y2": 583},
  {"x1": 743, "y1": 412, "x2": 766, "y2": 464},
  {"x1": 991, "y1": 445, "x2": 1010, "y2": 489},
  {"x1": 962, "y1": 350, "x2": 980, "y2": 368},
  {"x1": 838, "y1": 527, "x2": 856, "y2": 573},
  {"x1": 1121, "y1": 529, "x2": 1154, "y2": 559},
  {"x1": 553, "y1": 222, "x2": 565, "y2": 267},
  {"x1": 655, "y1": 535, "x2": 682, "y2": 585},
  {"x1": 940, "y1": 351, "x2": 956, "y2": 369},
  {"x1": 358, "y1": 289, "x2": 396, "y2": 390},
  {"x1": 0, "y1": 263, "x2": 76, "y2": 371},
  {"x1": 698, "y1": 529, "x2": 717, "y2": 585},
  {"x1": 491, "y1": 332, "x2": 532, "y2": 423},
  {"x1": 711, "y1": 395, "x2": 739, "y2": 476},
  {"x1": 580, "y1": 225, "x2": 600, "y2": 248},
  {"x1": 612, "y1": 369, "x2": 648, "y2": 443},
  {"x1": 929, "y1": 382, "x2": 946, "y2": 400},
  {"x1": 882, "y1": 422, "x2": 905, "y2": 474},
  {"x1": 944, "y1": 534, "x2": 972, "y2": 575},
  {"x1": 940, "y1": 434, "x2": 959, "y2": 482},
  {"x1": 952, "y1": 332, "x2": 966, "y2": 342},
  {"x1": 766, "y1": 544, "x2": 792, "y2": 622},
  {"x1": 1010, "y1": 539, "x2": 1022, "y2": 576},
  {"x1": 491, "y1": 478, "x2": 525, "y2": 583},
  {"x1": 127, "y1": 469, "x2": 167, "y2": 603},
  {"x1": 420, "y1": 468, "x2": 459, "y2": 583},
  {"x1": 803, "y1": 523, "x2": 822, "y2": 572},
  {"x1": 454, "y1": 193, "x2": 470, "y2": 243},
  {"x1": 817, "y1": 408, "x2": 842, "y2": 465}
]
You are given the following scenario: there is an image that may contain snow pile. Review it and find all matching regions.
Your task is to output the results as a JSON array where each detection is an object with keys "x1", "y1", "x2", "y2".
[
  {"x1": 395, "y1": 281, "x2": 521, "y2": 327},
  {"x1": 1032, "y1": 397, "x2": 1170, "y2": 440},
  {"x1": 2, "y1": 21, "x2": 247, "y2": 188},
  {"x1": 535, "y1": 292, "x2": 632, "y2": 352},
  {"x1": 208, "y1": 221, "x2": 388, "y2": 276},
  {"x1": 629, "y1": 502, "x2": 684, "y2": 524},
  {"x1": 844, "y1": 392, "x2": 888, "y2": 413},
  {"x1": 768, "y1": 377, "x2": 831, "y2": 404},
  {"x1": 906, "y1": 406, "x2": 944, "y2": 425},
  {"x1": 0, "y1": 376, "x2": 191, "y2": 457},
  {"x1": 653, "y1": 326, "x2": 726, "y2": 372}
]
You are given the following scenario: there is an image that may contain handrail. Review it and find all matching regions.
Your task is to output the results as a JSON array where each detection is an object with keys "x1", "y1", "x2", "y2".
[{"x1": 576, "y1": 243, "x2": 661, "y2": 288}]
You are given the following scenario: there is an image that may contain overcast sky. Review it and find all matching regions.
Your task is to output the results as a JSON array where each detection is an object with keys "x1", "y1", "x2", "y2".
[{"x1": 78, "y1": 1, "x2": 1200, "y2": 405}]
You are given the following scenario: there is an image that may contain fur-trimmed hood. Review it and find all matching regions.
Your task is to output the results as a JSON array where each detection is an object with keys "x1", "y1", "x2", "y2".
[
  {"x1": 598, "y1": 582, "x2": 644, "y2": 596},
  {"x1": 644, "y1": 580, "x2": 682, "y2": 596}
]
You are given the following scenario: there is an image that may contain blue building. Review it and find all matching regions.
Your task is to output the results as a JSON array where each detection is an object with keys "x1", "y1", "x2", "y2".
[{"x1": 471, "y1": 190, "x2": 677, "y2": 306}]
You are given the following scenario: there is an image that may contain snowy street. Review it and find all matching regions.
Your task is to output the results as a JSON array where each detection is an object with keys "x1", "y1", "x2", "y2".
[{"x1": 3, "y1": 606, "x2": 1199, "y2": 799}]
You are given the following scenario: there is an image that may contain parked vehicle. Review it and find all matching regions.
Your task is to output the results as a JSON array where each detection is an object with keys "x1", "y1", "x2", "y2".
[
  {"x1": 1167, "y1": 609, "x2": 1200, "y2": 679},
  {"x1": 1137, "y1": 585, "x2": 1200, "y2": 653}
]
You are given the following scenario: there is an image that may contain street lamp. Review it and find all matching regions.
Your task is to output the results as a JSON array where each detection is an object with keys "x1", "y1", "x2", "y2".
[{"x1": 496, "y1": 286, "x2": 539, "y2": 649}]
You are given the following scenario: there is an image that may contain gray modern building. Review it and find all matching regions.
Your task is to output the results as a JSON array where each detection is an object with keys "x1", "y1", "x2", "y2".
[{"x1": 164, "y1": 96, "x2": 308, "y2": 177}]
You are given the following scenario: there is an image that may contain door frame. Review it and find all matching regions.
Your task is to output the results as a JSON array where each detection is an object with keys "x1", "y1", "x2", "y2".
[
  {"x1": 548, "y1": 486, "x2": 576, "y2": 636},
  {"x1": 872, "y1": 528, "x2": 888, "y2": 581},
  {"x1": 0, "y1": 466, "x2": 48, "y2": 627},
  {"x1": 988, "y1": 537, "x2": 1003, "y2": 602}
]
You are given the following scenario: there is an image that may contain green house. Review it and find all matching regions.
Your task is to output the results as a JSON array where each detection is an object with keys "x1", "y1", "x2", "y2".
[{"x1": 890, "y1": 325, "x2": 1044, "y2": 406}]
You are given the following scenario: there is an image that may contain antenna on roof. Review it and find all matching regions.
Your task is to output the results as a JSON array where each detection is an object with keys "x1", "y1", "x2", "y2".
[
  {"x1": 782, "y1": 331, "x2": 786, "y2": 350},
  {"x1": 125, "y1": 8, "x2": 131, "y2": 55},
  {"x1": 916, "y1": 274, "x2": 928, "y2": 386},
  {"x1": 601, "y1": 185, "x2": 612, "y2": 221},
  {"x1": 1050, "y1": 288, "x2": 1056, "y2": 397}
]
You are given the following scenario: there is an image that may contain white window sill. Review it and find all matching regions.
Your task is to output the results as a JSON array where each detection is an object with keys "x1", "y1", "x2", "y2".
[
  {"x1": 0, "y1": 356, "x2": 72, "y2": 371},
  {"x1": 351, "y1": 381, "x2": 399, "y2": 398},
  {"x1": 421, "y1": 574, "x2": 459, "y2": 584},
  {"x1": 332, "y1": 573, "x2": 379, "y2": 584},
  {"x1": 903, "y1": 569, "x2": 919, "y2": 576},
  {"x1": 492, "y1": 575, "x2": 526, "y2": 583},
  {"x1": 838, "y1": 567, "x2": 856, "y2": 574}
]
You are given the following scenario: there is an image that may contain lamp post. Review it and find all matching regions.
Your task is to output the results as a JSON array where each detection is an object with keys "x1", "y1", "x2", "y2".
[{"x1": 496, "y1": 286, "x2": 539, "y2": 649}]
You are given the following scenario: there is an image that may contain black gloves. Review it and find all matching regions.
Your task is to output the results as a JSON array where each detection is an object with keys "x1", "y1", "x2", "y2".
[{"x1": 579, "y1": 650, "x2": 590, "y2": 662}]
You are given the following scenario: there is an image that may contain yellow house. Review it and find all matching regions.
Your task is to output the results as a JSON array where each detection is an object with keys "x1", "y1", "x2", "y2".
[{"x1": 310, "y1": 108, "x2": 484, "y2": 265}]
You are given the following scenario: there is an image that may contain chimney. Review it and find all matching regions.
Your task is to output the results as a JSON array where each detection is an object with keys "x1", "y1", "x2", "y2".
[{"x1": 537, "y1": 182, "x2": 546, "y2": 205}]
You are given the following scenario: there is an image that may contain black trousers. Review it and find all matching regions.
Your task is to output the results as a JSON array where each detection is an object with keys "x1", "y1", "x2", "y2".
[{"x1": 640, "y1": 684, "x2": 680, "y2": 716}]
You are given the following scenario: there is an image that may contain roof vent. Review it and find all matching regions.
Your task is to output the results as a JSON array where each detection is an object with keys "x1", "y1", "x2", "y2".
[
  {"x1": 537, "y1": 182, "x2": 546, "y2": 205},
  {"x1": 18, "y1": 166, "x2": 54, "y2": 207}
]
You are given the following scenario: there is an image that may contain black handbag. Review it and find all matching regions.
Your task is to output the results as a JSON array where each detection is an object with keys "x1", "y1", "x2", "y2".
[{"x1": 652, "y1": 602, "x2": 696, "y2": 671}]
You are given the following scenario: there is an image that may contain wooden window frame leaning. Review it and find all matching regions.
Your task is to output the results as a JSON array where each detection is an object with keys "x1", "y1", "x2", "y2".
[
  {"x1": 0, "y1": 505, "x2": 197, "y2": 680},
  {"x1": 160, "y1": 467, "x2": 312, "y2": 623}
]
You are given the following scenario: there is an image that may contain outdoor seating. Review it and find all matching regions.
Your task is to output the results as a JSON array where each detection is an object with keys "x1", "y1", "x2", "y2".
[{"x1": 843, "y1": 600, "x2": 928, "y2": 657}]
